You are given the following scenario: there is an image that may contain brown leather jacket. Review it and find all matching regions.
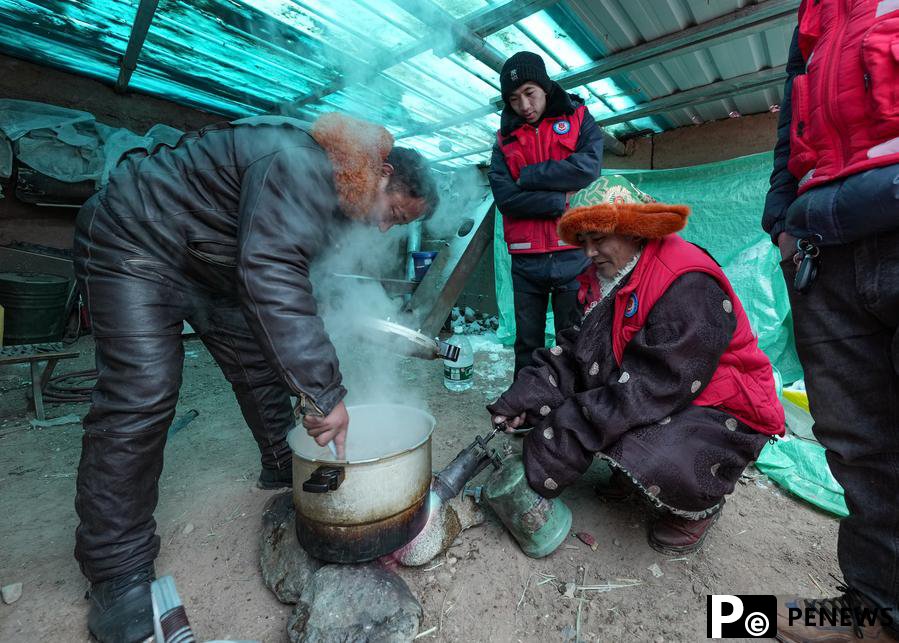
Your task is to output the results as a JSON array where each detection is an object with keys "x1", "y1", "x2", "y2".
[{"x1": 79, "y1": 113, "x2": 392, "y2": 414}]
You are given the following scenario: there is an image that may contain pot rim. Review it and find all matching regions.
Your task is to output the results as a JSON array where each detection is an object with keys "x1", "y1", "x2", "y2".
[{"x1": 289, "y1": 403, "x2": 435, "y2": 465}]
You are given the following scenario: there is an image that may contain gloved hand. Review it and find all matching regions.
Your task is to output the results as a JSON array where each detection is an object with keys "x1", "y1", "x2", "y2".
[{"x1": 777, "y1": 232, "x2": 798, "y2": 262}]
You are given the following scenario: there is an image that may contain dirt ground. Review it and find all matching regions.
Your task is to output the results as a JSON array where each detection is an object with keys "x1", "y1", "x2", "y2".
[{"x1": 0, "y1": 334, "x2": 840, "y2": 642}]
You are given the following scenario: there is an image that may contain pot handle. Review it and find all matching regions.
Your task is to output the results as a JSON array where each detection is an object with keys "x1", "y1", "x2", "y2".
[{"x1": 302, "y1": 466, "x2": 345, "y2": 493}]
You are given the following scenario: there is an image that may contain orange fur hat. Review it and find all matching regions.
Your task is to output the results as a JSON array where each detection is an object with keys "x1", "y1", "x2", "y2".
[
  {"x1": 557, "y1": 175, "x2": 690, "y2": 245},
  {"x1": 311, "y1": 112, "x2": 394, "y2": 221}
]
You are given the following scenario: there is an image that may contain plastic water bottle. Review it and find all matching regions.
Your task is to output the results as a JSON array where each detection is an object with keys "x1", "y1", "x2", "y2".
[{"x1": 443, "y1": 326, "x2": 473, "y2": 392}]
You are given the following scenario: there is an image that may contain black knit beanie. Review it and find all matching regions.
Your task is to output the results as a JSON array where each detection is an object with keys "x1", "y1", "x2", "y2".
[{"x1": 500, "y1": 51, "x2": 552, "y2": 101}]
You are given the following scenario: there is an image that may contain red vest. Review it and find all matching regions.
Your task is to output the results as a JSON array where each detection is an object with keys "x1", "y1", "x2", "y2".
[
  {"x1": 595, "y1": 236, "x2": 784, "y2": 436},
  {"x1": 496, "y1": 106, "x2": 585, "y2": 254},
  {"x1": 789, "y1": 0, "x2": 899, "y2": 193}
]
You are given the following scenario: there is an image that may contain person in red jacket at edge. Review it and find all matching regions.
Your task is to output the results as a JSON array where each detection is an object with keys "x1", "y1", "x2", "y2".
[
  {"x1": 762, "y1": 2, "x2": 899, "y2": 640},
  {"x1": 488, "y1": 176, "x2": 785, "y2": 555},
  {"x1": 488, "y1": 51, "x2": 604, "y2": 377}
]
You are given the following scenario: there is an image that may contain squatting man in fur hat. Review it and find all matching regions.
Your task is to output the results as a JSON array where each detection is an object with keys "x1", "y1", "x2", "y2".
[
  {"x1": 72, "y1": 112, "x2": 438, "y2": 643},
  {"x1": 489, "y1": 176, "x2": 784, "y2": 554}
]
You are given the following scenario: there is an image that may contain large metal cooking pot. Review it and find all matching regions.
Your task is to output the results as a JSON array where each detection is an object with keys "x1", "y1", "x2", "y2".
[{"x1": 287, "y1": 404, "x2": 435, "y2": 563}]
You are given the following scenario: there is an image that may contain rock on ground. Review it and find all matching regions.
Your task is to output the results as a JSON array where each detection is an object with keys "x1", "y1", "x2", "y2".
[
  {"x1": 392, "y1": 499, "x2": 461, "y2": 568},
  {"x1": 1, "y1": 582, "x2": 22, "y2": 605},
  {"x1": 260, "y1": 491, "x2": 322, "y2": 604},
  {"x1": 447, "y1": 495, "x2": 485, "y2": 531},
  {"x1": 287, "y1": 564, "x2": 422, "y2": 643},
  {"x1": 392, "y1": 495, "x2": 486, "y2": 567}
]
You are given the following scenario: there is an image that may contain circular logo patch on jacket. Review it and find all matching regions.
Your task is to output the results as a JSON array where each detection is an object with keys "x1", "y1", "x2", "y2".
[
  {"x1": 553, "y1": 120, "x2": 571, "y2": 135},
  {"x1": 624, "y1": 293, "x2": 638, "y2": 318}
]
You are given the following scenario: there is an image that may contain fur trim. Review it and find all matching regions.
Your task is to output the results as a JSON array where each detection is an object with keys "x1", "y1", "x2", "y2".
[
  {"x1": 558, "y1": 202, "x2": 690, "y2": 245},
  {"x1": 602, "y1": 457, "x2": 722, "y2": 520},
  {"x1": 597, "y1": 250, "x2": 642, "y2": 298},
  {"x1": 311, "y1": 112, "x2": 393, "y2": 221}
]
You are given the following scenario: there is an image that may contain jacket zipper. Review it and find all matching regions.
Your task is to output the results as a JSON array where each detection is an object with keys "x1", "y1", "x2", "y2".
[
  {"x1": 297, "y1": 391, "x2": 324, "y2": 417},
  {"x1": 533, "y1": 124, "x2": 550, "y2": 248},
  {"x1": 822, "y1": 0, "x2": 849, "y2": 170}
]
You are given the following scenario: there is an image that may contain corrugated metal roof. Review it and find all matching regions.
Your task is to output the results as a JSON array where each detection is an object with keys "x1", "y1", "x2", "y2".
[
  {"x1": 566, "y1": 0, "x2": 793, "y2": 130},
  {"x1": 0, "y1": 0, "x2": 795, "y2": 168}
]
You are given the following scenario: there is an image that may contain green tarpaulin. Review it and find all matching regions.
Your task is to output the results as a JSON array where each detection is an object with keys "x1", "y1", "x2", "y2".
[
  {"x1": 756, "y1": 437, "x2": 849, "y2": 517},
  {"x1": 493, "y1": 151, "x2": 803, "y2": 383}
]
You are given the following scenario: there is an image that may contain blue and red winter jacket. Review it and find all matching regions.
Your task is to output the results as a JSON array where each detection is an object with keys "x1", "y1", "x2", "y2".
[
  {"x1": 763, "y1": 0, "x2": 899, "y2": 244},
  {"x1": 488, "y1": 87, "x2": 604, "y2": 254}
]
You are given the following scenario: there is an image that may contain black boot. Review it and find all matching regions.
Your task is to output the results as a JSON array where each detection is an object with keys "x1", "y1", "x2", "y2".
[
  {"x1": 257, "y1": 464, "x2": 292, "y2": 490},
  {"x1": 86, "y1": 563, "x2": 155, "y2": 643}
]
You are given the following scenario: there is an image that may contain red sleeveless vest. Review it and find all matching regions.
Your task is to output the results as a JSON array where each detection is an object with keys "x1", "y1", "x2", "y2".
[{"x1": 604, "y1": 235, "x2": 784, "y2": 436}]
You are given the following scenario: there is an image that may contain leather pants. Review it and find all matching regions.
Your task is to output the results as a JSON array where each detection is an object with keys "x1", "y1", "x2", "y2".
[{"x1": 73, "y1": 201, "x2": 293, "y2": 582}]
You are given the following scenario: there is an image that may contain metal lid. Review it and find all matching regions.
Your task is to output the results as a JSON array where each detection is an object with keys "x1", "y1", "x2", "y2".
[{"x1": 362, "y1": 317, "x2": 439, "y2": 360}]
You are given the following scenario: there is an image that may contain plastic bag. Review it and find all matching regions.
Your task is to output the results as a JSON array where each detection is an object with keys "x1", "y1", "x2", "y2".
[{"x1": 755, "y1": 436, "x2": 848, "y2": 517}]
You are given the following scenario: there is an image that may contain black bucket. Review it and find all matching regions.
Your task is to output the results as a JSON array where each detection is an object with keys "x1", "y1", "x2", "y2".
[{"x1": 0, "y1": 272, "x2": 70, "y2": 345}]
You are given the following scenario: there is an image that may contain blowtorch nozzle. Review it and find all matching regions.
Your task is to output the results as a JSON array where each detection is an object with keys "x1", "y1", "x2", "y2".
[
  {"x1": 431, "y1": 426, "x2": 504, "y2": 501},
  {"x1": 486, "y1": 422, "x2": 506, "y2": 441}
]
